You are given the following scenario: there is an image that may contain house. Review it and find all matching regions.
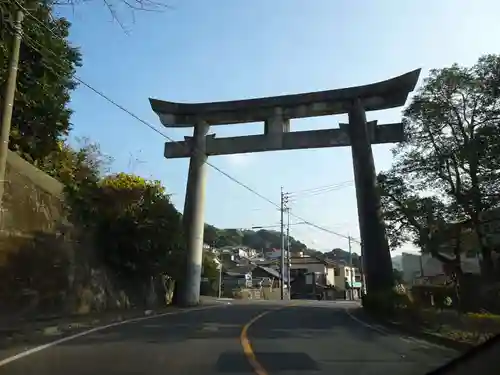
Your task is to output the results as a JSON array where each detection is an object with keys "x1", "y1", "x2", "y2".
[
  {"x1": 291, "y1": 271, "x2": 325, "y2": 299},
  {"x1": 289, "y1": 252, "x2": 364, "y2": 299},
  {"x1": 334, "y1": 264, "x2": 363, "y2": 298},
  {"x1": 265, "y1": 248, "x2": 282, "y2": 260},
  {"x1": 247, "y1": 258, "x2": 279, "y2": 268},
  {"x1": 289, "y1": 252, "x2": 337, "y2": 287},
  {"x1": 220, "y1": 262, "x2": 290, "y2": 295},
  {"x1": 246, "y1": 265, "x2": 286, "y2": 289},
  {"x1": 401, "y1": 252, "x2": 482, "y2": 284},
  {"x1": 217, "y1": 246, "x2": 259, "y2": 262},
  {"x1": 222, "y1": 264, "x2": 254, "y2": 290}
]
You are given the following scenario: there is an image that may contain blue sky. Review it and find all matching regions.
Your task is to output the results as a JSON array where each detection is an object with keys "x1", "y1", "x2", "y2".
[{"x1": 55, "y1": 0, "x2": 499, "y2": 254}]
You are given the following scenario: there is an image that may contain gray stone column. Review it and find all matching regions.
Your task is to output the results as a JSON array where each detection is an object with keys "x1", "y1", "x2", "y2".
[
  {"x1": 181, "y1": 120, "x2": 210, "y2": 307},
  {"x1": 347, "y1": 99, "x2": 393, "y2": 294}
]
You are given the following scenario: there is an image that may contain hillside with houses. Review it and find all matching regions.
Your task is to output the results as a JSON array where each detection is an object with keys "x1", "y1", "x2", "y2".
[{"x1": 202, "y1": 228, "x2": 364, "y2": 300}]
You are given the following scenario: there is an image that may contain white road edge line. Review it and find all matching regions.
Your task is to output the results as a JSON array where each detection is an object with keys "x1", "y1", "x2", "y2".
[
  {"x1": 0, "y1": 304, "x2": 221, "y2": 368},
  {"x1": 344, "y1": 307, "x2": 388, "y2": 335},
  {"x1": 344, "y1": 307, "x2": 447, "y2": 350}
]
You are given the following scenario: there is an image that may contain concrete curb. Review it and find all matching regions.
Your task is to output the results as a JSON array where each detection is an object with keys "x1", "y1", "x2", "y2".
[
  {"x1": 381, "y1": 319, "x2": 474, "y2": 351},
  {"x1": 361, "y1": 310, "x2": 475, "y2": 351},
  {"x1": 0, "y1": 307, "x2": 179, "y2": 347},
  {"x1": 0, "y1": 297, "x2": 223, "y2": 347}
]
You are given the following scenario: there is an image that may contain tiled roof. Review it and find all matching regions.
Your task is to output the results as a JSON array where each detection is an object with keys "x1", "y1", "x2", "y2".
[
  {"x1": 257, "y1": 265, "x2": 291, "y2": 283},
  {"x1": 291, "y1": 256, "x2": 338, "y2": 267},
  {"x1": 224, "y1": 264, "x2": 255, "y2": 275}
]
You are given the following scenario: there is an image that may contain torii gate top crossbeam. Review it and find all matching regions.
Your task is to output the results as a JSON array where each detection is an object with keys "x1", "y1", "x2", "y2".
[{"x1": 150, "y1": 69, "x2": 421, "y2": 127}]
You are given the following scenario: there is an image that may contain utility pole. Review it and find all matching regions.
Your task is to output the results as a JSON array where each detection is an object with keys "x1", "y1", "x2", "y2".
[
  {"x1": 213, "y1": 241, "x2": 222, "y2": 299},
  {"x1": 360, "y1": 242, "x2": 366, "y2": 296},
  {"x1": 348, "y1": 235, "x2": 354, "y2": 300},
  {"x1": 218, "y1": 261, "x2": 222, "y2": 298},
  {"x1": 419, "y1": 254, "x2": 425, "y2": 278},
  {"x1": 286, "y1": 206, "x2": 291, "y2": 298},
  {"x1": 280, "y1": 187, "x2": 285, "y2": 300},
  {"x1": 0, "y1": 9, "x2": 24, "y2": 211}
]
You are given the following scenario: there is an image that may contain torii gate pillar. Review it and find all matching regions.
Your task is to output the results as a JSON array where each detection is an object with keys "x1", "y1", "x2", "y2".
[
  {"x1": 180, "y1": 121, "x2": 209, "y2": 307},
  {"x1": 346, "y1": 99, "x2": 394, "y2": 294}
]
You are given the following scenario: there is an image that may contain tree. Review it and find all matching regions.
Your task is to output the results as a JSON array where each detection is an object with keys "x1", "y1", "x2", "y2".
[
  {"x1": 381, "y1": 55, "x2": 500, "y2": 280},
  {"x1": 52, "y1": 0, "x2": 173, "y2": 34},
  {"x1": 40, "y1": 137, "x2": 112, "y2": 187},
  {"x1": 392, "y1": 269, "x2": 404, "y2": 284},
  {"x1": 324, "y1": 248, "x2": 362, "y2": 268},
  {"x1": 206, "y1": 227, "x2": 308, "y2": 253},
  {"x1": 1, "y1": 0, "x2": 81, "y2": 163},
  {"x1": 71, "y1": 173, "x2": 185, "y2": 283},
  {"x1": 202, "y1": 252, "x2": 218, "y2": 280},
  {"x1": 378, "y1": 172, "x2": 477, "y2": 277},
  {"x1": 203, "y1": 224, "x2": 219, "y2": 246}
]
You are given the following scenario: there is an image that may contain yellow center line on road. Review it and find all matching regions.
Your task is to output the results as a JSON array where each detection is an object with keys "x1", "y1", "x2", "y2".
[{"x1": 240, "y1": 303, "x2": 300, "y2": 375}]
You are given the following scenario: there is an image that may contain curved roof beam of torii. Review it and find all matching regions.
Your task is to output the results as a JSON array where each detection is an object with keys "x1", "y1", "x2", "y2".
[{"x1": 149, "y1": 69, "x2": 421, "y2": 127}]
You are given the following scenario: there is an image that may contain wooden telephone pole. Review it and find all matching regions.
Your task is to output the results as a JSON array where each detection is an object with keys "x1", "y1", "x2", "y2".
[{"x1": 0, "y1": 9, "x2": 24, "y2": 210}]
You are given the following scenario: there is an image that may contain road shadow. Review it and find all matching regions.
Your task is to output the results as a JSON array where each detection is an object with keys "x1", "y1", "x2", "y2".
[
  {"x1": 30, "y1": 304, "x2": 382, "y2": 347},
  {"x1": 217, "y1": 351, "x2": 320, "y2": 372},
  {"x1": 0, "y1": 303, "x2": 461, "y2": 374},
  {"x1": 246, "y1": 304, "x2": 460, "y2": 373},
  {"x1": 0, "y1": 306, "x2": 246, "y2": 352}
]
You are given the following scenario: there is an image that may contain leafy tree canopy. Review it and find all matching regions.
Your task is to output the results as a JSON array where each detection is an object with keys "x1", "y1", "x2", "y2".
[
  {"x1": 379, "y1": 54, "x2": 500, "y2": 279},
  {"x1": 40, "y1": 137, "x2": 112, "y2": 187},
  {"x1": 70, "y1": 172, "x2": 185, "y2": 281},
  {"x1": 1, "y1": 0, "x2": 81, "y2": 163}
]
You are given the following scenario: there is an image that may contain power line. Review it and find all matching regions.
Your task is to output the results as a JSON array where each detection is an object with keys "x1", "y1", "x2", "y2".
[
  {"x1": 12, "y1": 1, "x2": 360, "y2": 244},
  {"x1": 251, "y1": 221, "x2": 305, "y2": 229},
  {"x1": 252, "y1": 219, "x2": 360, "y2": 244},
  {"x1": 17, "y1": 6, "x2": 280, "y2": 205},
  {"x1": 288, "y1": 181, "x2": 354, "y2": 202},
  {"x1": 288, "y1": 180, "x2": 353, "y2": 197},
  {"x1": 289, "y1": 212, "x2": 361, "y2": 244}
]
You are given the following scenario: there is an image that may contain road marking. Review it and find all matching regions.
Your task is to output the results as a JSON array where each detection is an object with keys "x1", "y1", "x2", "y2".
[
  {"x1": 240, "y1": 310, "x2": 274, "y2": 375},
  {"x1": 0, "y1": 304, "x2": 222, "y2": 368},
  {"x1": 344, "y1": 307, "x2": 446, "y2": 349},
  {"x1": 344, "y1": 307, "x2": 389, "y2": 335},
  {"x1": 240, "y1": 304, "x2": 298, "y2": 375}
]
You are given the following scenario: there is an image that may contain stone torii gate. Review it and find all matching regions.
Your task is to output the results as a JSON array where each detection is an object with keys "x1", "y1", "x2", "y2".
[{"x1": 150, "y1": 69, "x2": 421, "y2": 306}]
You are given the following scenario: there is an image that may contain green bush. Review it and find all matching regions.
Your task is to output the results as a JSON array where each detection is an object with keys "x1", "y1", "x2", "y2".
[
  {"x1": 362, "y1": 287, "x2": 414, "y2": 317},
  {"x1": 411, "y1": 285, "x2": 456, "y2": 309}
]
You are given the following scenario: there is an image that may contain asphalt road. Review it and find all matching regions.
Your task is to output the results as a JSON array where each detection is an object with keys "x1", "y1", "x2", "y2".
[{"x1": 0, "y1": 300, "x2": 462, "y2": 375}]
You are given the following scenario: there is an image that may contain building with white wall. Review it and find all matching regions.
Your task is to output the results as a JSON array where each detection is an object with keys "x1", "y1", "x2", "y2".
[
  {"x1": 290, "y1": 254, "x2": 337, "y2": 286},
  {"x1": 401, "y1": 252, "x2": 482, "y2": 284}
]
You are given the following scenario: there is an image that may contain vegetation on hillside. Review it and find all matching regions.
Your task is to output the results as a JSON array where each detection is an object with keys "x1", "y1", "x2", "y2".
[
  {"x1": 204, "y1": 225, "x2": 308, "y2": 253},
  {"x1": 1, "y1": 0, "x2": 192, "y2": 307},
  {"x1": 204, "y1": 225, "x2": 361, "y2": 267},
  {"x1": 303, "y1": 247, "x2": 362, "y2": 268}
]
